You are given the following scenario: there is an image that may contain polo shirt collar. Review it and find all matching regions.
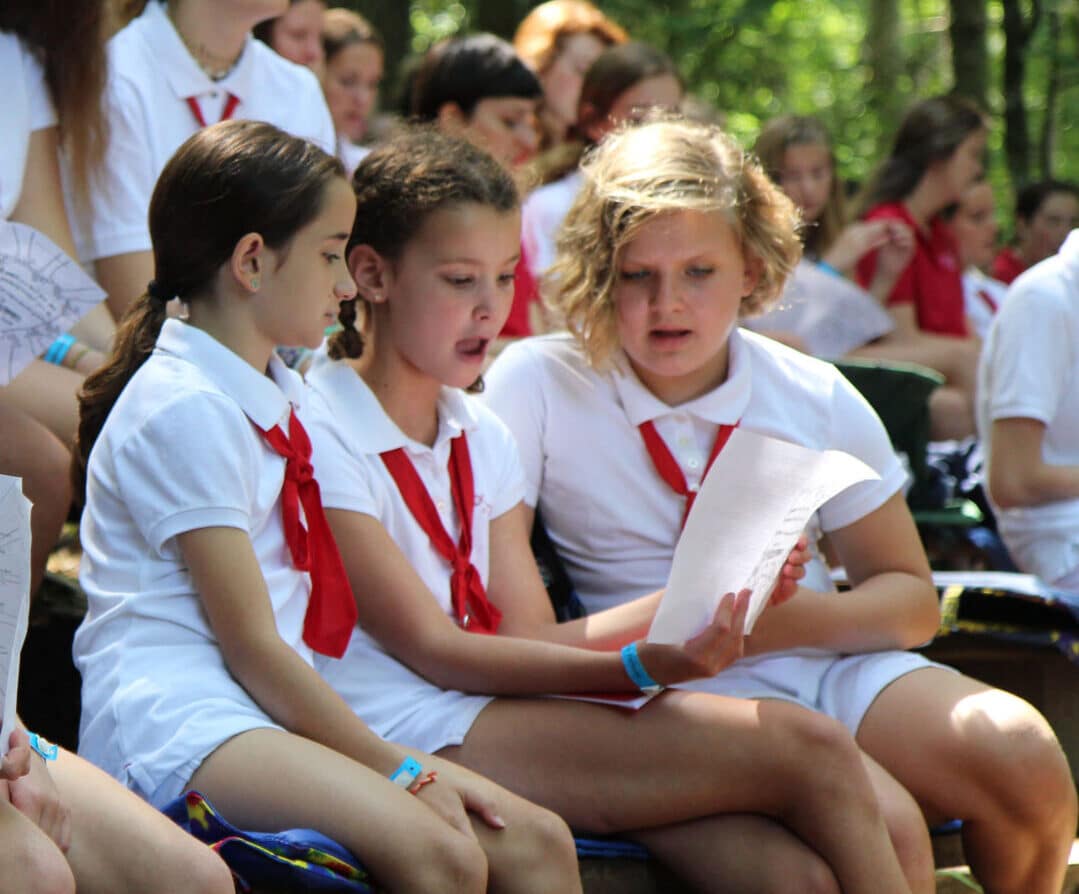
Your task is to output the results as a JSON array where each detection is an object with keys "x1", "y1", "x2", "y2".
[
  {"x1": 154, "y1": 319, "x2": 299, "y2": 430},
  {"x1": 308, "y1": 358, "x2": 479, "y2": 455},
  {"x1": 145, "y1": 0, "x2": 258, "y2": 105},
  {"x1": 611, "y1": 327, "x2": 752, "y2": 427}
]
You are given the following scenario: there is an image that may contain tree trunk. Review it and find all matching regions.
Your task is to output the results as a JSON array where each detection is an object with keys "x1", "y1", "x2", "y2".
[
  {"x1": 347, "y1": 0, "x2": 412, "y2": 104},
  {"x1": 864, "y1": 0, "x2": 905, "y2": 129},
  {"x1": 471, "y1": 0, "x2": 538, "y2": 39},
  {"x1": 1000, "y1": 0, "x2": 1042, "y2": 188},
  {"x1": 949, "y1": 0, "x2": 988, "y2": 109},
  {"x1": 1038, "y1": 6, "x2": 1062, "y2": 179}
]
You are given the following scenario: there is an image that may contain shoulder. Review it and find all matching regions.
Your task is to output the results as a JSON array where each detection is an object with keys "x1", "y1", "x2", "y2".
[
  {"x1": 740, "y1": 328, "x2": 847, "y2": 393},
  {"x1": 247, "y1": 40, "x2": 324, "y2": 99},
  {"x1": 491, "y1": 332, "x2": 592, "y2": 380}
]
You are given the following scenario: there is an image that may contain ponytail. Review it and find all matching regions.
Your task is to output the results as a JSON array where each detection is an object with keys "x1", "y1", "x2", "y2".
[
  {"x1": 72, "y1": 287, "x2": 169, "y2": 502},
  {"x1": 327, "y1": 297, "x2": 365, "y2": 360}
]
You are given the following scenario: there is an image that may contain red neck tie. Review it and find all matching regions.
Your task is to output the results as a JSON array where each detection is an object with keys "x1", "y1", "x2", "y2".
[
  {"x1": 381, "y1": 433, "x2": 502, "y2": 634},
  {"x1": 259, "y1": 410, "x2": 357, "y2": 658},
  {"x1": 638, "y1": 419, "x2": 738, "y2": 529},
  {"x1": 186, "y1": 93, "x2": 240, "y2": 129}
]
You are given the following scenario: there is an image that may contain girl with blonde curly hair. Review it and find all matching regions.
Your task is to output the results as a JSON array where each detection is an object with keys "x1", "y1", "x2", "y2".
[{"x1": 486, "y1": 116, "x2": 1077, "y2": 894}]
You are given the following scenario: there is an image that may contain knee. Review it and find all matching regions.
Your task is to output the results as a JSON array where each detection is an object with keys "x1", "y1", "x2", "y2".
[
  {"x1": 142, "y1": 838, "x2": 234, "y2": 894},
  {"x1": 493, "y1": 805, "x2": 580, "y2": 892},
  {"x1": 776, "y1": 710, "x2": 867, "y2": 794},
  {"x1": 181, "y1": 847, "x2": 235, "y2": 894},
  {"x1": 966, "y1": 699, "x2": 1077, "y2": 829},
  {"x1": 412, "y1": 830, "x2": 488, "y2": 894},
  {"x1": 754, "y1": 849, "x2": 840, "y2": 894},
  {"x1": 6, "y1": 833, "x2": 75, "y2": 894},
  {"x1": 881, "y1": 797, "x2": 934, "y2": 889}
]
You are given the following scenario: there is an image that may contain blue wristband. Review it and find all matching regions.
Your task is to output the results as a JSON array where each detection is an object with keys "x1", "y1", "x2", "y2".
[
  {"x1": 27, "y1": 732, "x2": 58, "y2": 762},
  {"x1": 620, "y1": 642, "x2": 664, "y2": 694},
  {"x1": 816, "y1": 260, "x2": 842, "y2": 279},
  {"x1": 44, "y1": 333, "x2": 76, "y2": 365},
  {"x1": 389, "y1": 756, "x2": 422, "y2": 788}
]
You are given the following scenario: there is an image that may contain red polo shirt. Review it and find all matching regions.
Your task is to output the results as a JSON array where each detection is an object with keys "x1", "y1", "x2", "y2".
[
  {"x1": 990, "y1": 246, "x2": 1026, "y2": 285},
  {"x1": 856, "y1": 202, "x2": 968, "y2": 337}
]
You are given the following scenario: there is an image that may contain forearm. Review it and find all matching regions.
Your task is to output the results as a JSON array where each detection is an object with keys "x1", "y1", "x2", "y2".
[
  {"x1": 991, "y1": 460, "x2": 1079, "y2": 508},
  {"x1": 408, "y1": 627, "x2": 638, "y2": 695},
  {"x1": 744, "y1": 574, "x2": 939, "y2": 655},
  {"x1": 500, "y1": 590, "x2": 661, "y2": 651}
]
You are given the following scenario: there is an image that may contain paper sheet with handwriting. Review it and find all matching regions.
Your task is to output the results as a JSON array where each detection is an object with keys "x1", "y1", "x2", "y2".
[
  {"x1": 0, "y1": 476, "x2": 31, "y2": 756},
  {"x1": 647, "y1": 429, "x2": 879, "y2": 645},
  {"x1": 0, "y1": 221, "x2": 106, "y2": 386}
]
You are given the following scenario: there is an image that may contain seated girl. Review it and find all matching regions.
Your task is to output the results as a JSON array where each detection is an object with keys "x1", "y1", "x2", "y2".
[
  {"x1": 486, "y1": 116, "x2": 1077, "y2": 894},
  {"x1": 72, "y1": 119, "x2": 579, "y2": 894},
  {"x1": 304, "y1": 124, "x2": 924, "y2": 894}
]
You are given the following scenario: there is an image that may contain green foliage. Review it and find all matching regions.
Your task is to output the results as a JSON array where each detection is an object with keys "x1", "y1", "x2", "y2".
[{"x1": 384, "y1": 0, "x2": 1077, "y2": 194}]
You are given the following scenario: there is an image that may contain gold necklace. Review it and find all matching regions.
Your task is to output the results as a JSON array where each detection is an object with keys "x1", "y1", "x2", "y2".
[{"x1": 167, "y1": 4, "x2": 242, "y2": 81}]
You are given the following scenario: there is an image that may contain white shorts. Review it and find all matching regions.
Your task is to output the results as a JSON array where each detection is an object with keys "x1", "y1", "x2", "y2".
[{"x1": 675, "y1": 649, "x2": 954, "y2": 734}]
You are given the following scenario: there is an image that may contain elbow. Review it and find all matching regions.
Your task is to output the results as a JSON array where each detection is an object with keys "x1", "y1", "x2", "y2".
[
  {"x1": 899, "y1": 581, "x2": 941, "y2": 648},
  {"x1": 988, "y1": 469, "x2": 1036, "y2": 510}
]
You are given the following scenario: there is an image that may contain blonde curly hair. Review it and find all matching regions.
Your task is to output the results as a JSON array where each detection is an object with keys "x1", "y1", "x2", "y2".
[{"x1": 547, "y1": 117, "x2": 803, "y2": 369}]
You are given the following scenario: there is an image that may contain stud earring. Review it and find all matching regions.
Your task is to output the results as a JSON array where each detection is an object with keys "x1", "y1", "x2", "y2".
[{"x1": 250, "y1": 277, "x2": 260, "y2": 290}]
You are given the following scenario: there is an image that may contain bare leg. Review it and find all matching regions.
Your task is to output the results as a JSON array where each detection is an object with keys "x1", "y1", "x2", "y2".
[
  {"x1": 441, "y1": 692, "x2": 914, "y2": 893},
  {"x1": 3, "y1": 360, "x2": 82, "y2": 448},
  {"x1": 858, "y1": 668, "x2": 1077, "y2": 894},
  {"x1": 0, "y1": 795, "x2": 74, "y2": 894},
  {"x1": 631, "y1": 813, "x2": 840, "y2": 894},
  {"x1": 861, "y1": 751, "x2": 936, "y2": 893},
  {"x1": 189, "y1": 728, "x2": 490, "y2": 894},
  {"x1": 47, "y1": 747, "x2": 233, "y2": 894},
  {"x1": 0, "y1": 399, "x2": 71, "y2": 595}
]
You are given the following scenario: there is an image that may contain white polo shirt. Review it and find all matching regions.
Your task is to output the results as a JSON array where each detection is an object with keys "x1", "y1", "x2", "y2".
[
  {"x1": 484, "y1": 328, "x2": 907, "y2": 615},
  {"x1": 75, "y1": 319, "x2": 312, "y2": 802},
  {"x1": 521, "y1": 170, "x2": 582, "y2": 280},
  {"x1": 1, "y1": 31, "x2": 56, "y2": 221},
  {"x1": 304, "y1": 358, "x2": 522, "y2": 753},
  {"x1": 977, "y1": 230, "x2": 1079, "y2": 585},
  {"x1": 73, "y1": 0, "x2": 335, "y2": 262},
  {"x1": 962, "y1": 267, "x2": 1006, "y2": 339}
]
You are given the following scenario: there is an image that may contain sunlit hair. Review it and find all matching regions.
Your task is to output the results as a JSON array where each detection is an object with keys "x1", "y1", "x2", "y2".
[
  {"x1": 74, "y1": 120, "x2": 345, "y2": 499},
  {"x1": 321, "y1": 6, "x2": 382, "y2": 62},
  {"x1": 327, "y1": 125, "x2": 518, "y2": 363},
  {"x1": 855, "y1": 94, "x2": 987, "y2": 217},
  {"x1": 548, "y1": 116, "x2": 802, "y2": 369},
  {"x1": 754, "y1": 115, "x2": 844, "y2": 258},
  {"x1": 513, "y1": 0, "x2": 627, "y2": 75}
]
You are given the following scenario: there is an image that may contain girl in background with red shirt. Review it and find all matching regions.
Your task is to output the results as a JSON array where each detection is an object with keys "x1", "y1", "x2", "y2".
[{"x1": 855, "y1": 95, "x2": 987, "y2": 440}]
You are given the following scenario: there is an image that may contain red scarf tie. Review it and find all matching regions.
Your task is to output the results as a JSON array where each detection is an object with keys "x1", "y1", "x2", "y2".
[
  {"x1": 259, "y1": 410, "x2": 357, "y2": 658},
  {"x1": 186, "y1": 93, "x2": 240, "y2": 129},
  {"x1": 381, "y1": 433, "x2": 502, "y2": 634},
  {"x1": 638, "y1": 419, "x2": 739, "y2": 529}
]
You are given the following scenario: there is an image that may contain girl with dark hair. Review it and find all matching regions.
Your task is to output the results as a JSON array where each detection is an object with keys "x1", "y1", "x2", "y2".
[
  {"x1": 991, "y1": 179, "x2": 1079, "y2": 284},
  {"x1": 853, "y1": 95, "x2": 989, "y2": 440},
  {"x1": 72, "y1": 119, "x2": 574, "y2": 893},
  {"x1": 302, "y1": 124, "x2": 922, "y2": 894},
  {"x1": 410, "y1": 33, "x2": 542, "y2": 172},
  {"x1": 77, "y1": 0, "x2": 334, "y2": 324},
  {"x1": 253, "y1": 0, "x2": 326, "y2": 72}
]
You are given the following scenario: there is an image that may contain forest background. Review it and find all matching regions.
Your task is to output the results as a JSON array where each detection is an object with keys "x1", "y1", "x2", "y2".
[{"x1": 345, "y1": 0, "x2": 1077, "y2": 234}]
